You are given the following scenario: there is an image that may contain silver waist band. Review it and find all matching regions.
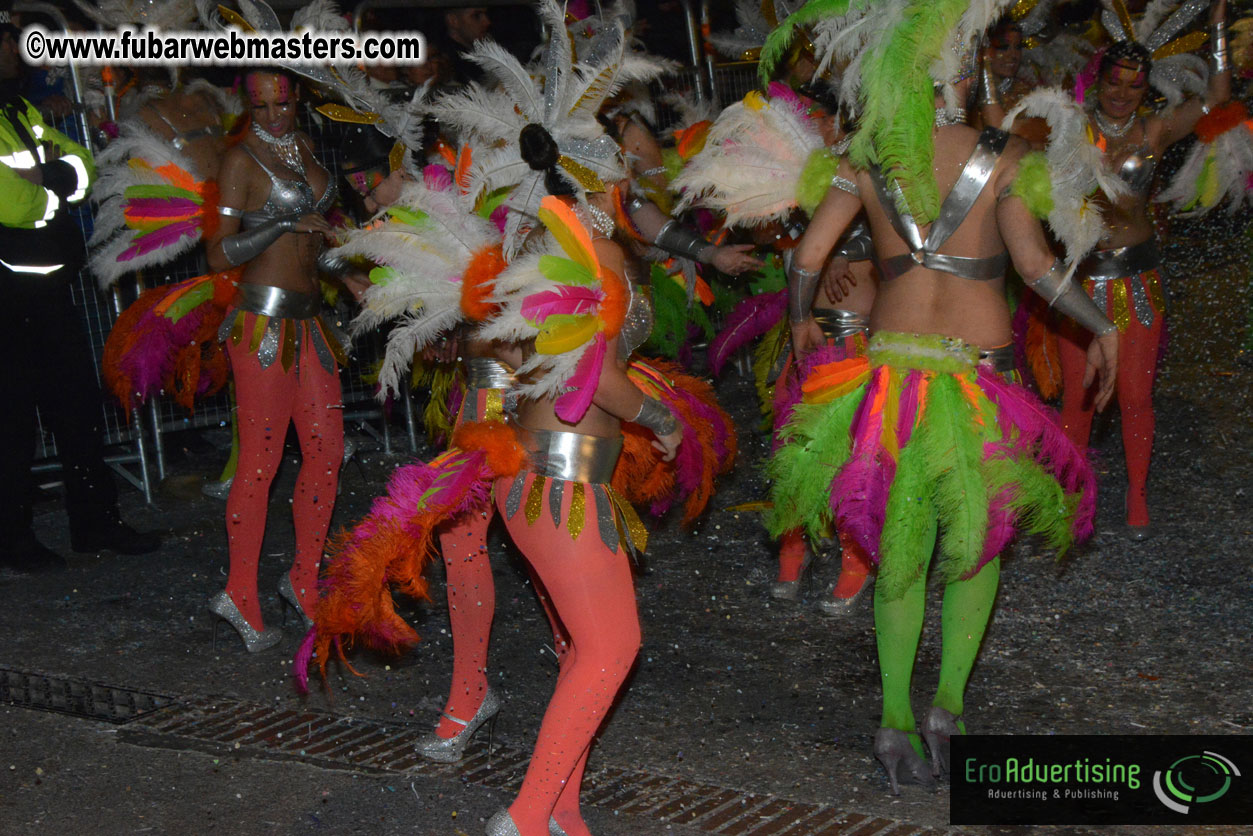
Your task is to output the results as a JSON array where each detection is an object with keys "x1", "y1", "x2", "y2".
[
  {"x1": 812, "y1": 307, "x2": 870, "y2": 340},
  {"x1": 466, "y1": 357, "x2": 516, "y2": 390},
  {"x1": 516, "y1": 426, "x2": 623, "y2": 485},
  {"x1": 977, "y1": 343, "x2": 1015, "y2": 374},
  {"x1": 233, "y1": 283, "x2": 320, "y2": 319},
  {"x1": 1082, "y1": 239, "x2": 1160, "y2": 281}
]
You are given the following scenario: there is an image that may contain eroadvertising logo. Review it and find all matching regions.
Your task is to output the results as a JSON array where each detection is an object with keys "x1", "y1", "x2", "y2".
[
  {"x1": 950, "y1": 736, "x2": 1253, "y2": 825},
  {"x1": 1152, "y1": 750, "x2": 1241, "y2": 814}
]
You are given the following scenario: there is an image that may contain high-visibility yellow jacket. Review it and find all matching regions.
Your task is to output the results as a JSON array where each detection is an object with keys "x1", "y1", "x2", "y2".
[{"x1": 0, "y1": 96, "x2": 95, "y2": 273}]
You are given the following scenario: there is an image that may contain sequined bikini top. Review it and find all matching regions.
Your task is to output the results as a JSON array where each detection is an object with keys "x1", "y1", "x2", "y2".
[
  {"x1": 240, "y1": 145, "x2": 336, "y2": 230},
  {"x1": 1114, "y1": 133, "x2": 1157, "y2": 195}
]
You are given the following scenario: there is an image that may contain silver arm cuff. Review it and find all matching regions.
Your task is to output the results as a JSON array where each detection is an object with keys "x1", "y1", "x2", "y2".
[
  {"x1": 1028, "y1": 259, "x2": 1116, "y2": 336},
  {"x1": 221, "y1": 216, "x2": 298, "y2": 266},
  {"x1": 654, "y1": 220, "x2": 715, "y2": 263},
  {"x1": 625, "y1": 193, "x2": 651, "y2": 215},
  {"x1": 787, "y1": 257, "x2": 822, "y2": 322},
  {"x1": 834, "y1": 221, "x2": 874, "y2": 262},
  {"x1": 978, "y1": 66, "x2": 1002, "y2": 108},
  {"x1": 217, "y1": 205, "x2": 243, "y2": 217},
  {"x1": 1210, "y1": 22, "x2": 1229, "y2": 74},
  {"x1": 317, "y1": 249, "x2": 348, "y2": 275},
  {"x1": 634, "y1": 396, "x2": 679, "y2": 436}
]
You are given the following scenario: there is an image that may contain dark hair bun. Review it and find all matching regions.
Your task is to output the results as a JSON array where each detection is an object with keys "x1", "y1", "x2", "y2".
[
  {"x1": 519, "y1": 123, "x2": 560, "y2": 171},
  {"x1": 1100, "y1": 41, "x2": 1153, "y2": 75}
]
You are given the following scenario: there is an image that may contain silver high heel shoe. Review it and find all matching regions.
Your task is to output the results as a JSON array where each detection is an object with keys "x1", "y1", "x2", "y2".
[
  {"x1": 817, "y1": 575, "x2": 872, "y2": 617},
  {"x1": 278, "y1": 574, "x2": 315, "y2": 631},
  {"x1": 769, "y1": 544, "x2": 814, "y2": 601},
  {"x1": 549, "y1": 817, "x2": 569, "y2": 836},
  {"x1": 873, "y1": 727, "x2": 937, "y2": 796},
  {"x1": 416, "y1": 687, "x2": 501, "y2": 763},
  {"x1": 485, "y1": 809, "x2": 520, "y2": 835},
  {"x1": 919, "y1": 706, "x2": 962, "y2": 779},
  {"x1": 208, "y1": 591, "x2": 283, "y2": 653},
  {"x1": 201, "y1": 475, "x2": 233, "y2": 501}
]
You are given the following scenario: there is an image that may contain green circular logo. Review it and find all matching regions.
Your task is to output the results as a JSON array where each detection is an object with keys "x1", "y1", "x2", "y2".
[{"x1": 1153, "y1": 751, "x2": 1241, "y2": 815}]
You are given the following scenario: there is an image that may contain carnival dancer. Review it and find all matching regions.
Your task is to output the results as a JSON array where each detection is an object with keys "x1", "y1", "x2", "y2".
[
  {"x1": 758, "y1": 0, "x2": 1118, "y2": 793},
  {"x1": 674, "y1": 83, "x2": 877, "y2": 611},
  {"x1": 1058, "y1": 0, "x2": 1229, "y2": 538},
  {"x1": 202, "y1": 68, "x2": 343, "y2": 652}
]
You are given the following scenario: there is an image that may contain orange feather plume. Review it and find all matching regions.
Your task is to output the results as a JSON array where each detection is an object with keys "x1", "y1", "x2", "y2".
[{"x1": 461, "y1": 243, "x2": 505, "y2": 320}]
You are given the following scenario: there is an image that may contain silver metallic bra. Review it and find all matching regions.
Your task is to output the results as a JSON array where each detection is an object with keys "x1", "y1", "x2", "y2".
[
  {"x1": 239, "y1": 145, "x2": 336, "y2": 230},
  {"x1": 1115, "y1": 137, "x2": 1157, "y2": 195},
  {"x1": 618, "y1": 280, "x2": 654, "y2": 362},
  {"x1": 870, "y1": 127, "x2": 1011, "y2": 283}
]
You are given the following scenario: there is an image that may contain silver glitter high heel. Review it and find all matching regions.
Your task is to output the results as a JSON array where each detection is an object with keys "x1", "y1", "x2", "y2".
[
  {"x1": 873, "y1": 728, "x2": 937, "y2": 796},
  {"x1": 416, "y1": 687, "x2": 501, "y2": 763},
  {"x1": 549, "y1": 817, "x2": 569, "y2": 836},
  {"x1": 208, "y1": 591, "x2": 283, "y2": 653},
  {"x1": 278, "y1": 573, "x2": 314, "y2": 630},
  {"x1": 201, "y1": 475, "x2": 233, "y2": 501},
  {"x1": 919, "y1": 706, "x2": 962, "y2": 779},
  {"x1": 817, "y1": 575, "x2": 872, "y2": 617},
  {"x1": 485, "y1": 809, "x2": 520, "y2": 835},
  {"x1": 769, "y1": 544, "x2": 814, "y2": 601}
]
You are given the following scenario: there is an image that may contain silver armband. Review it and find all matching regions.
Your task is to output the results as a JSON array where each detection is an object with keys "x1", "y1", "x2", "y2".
[
  {"x1": 1210, "y1": 22, "x2": 1229, "y2": 74},
  {"x1": 835, "y1": 221, "x2": 874, "y2": 262},
  {"x1": 217, "y1": 205, "x2": 243, "y2": 218},
  {"x1": 625, "y1": 193, "x2": 650, "y2": 215},
  {"x1": 654, "y1": 220, "x2": 715, "y2": 263},
  {"x1": 634, "y1": 396, "x2": 679, "y2": 436},
  {"x1": 220, "y1": 216, "x2": 299, "y2": 266},
  {"x1": 1028, "y1": 259, "x2": 1116, "y2": 336},
  {"x1": 787, "y1": 258, "x2": 822, "y2": 322},
  {"x1": 317, "y1": 248, "x2": 348, "y2": 275},
  {"x1": 978, "y1": 66, "x2": 1002, "y2": 108}
]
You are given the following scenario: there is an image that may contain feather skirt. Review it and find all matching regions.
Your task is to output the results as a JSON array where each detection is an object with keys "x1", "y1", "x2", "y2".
[{"x1": 767, "y1": 332, "x2": 1096, "y2": 601}]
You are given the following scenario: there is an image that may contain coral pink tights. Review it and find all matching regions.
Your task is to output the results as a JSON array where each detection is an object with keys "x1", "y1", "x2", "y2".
[
  {"x1": 224, "y1": 323, "x2": 343, "y2": 629},
  {"x1": 494, "y1": 473, "x2": 641, "y2": 836},
  {"x1": 1058, "y1": 310, "x2": 1163, "y2": 527}
]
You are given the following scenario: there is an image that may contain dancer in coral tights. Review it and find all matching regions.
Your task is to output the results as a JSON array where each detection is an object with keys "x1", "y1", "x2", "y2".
[
  {"x1": 484, "y1": 183, "x2": 681, "y2": 836},
  {"x1": 204, "y1": 69, "x2": 343, "y2": 652},
  {"x1": 1059, "y1": 2, "x2": 1229, "y2": 538}
]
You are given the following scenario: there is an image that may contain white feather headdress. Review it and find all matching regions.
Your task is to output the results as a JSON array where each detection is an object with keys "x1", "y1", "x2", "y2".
[
  {"x1": 428, "y1": 0, "x2": 669, "y2": 258},
  {"x1": 198, "y1": 0, "x2": 429, "y2": 151},
  {"x1": 1097, "y1": 0, "x2": 1210, "y2": 107}
]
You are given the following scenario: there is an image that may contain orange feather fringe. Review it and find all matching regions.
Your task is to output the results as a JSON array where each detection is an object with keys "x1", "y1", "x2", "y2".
[
  {"x1": 461, "y1": 243, "x2": 505, "y2": 320},
  {"x1": 1195, "y1": 101, "x2": 1250, "y2": 144}
]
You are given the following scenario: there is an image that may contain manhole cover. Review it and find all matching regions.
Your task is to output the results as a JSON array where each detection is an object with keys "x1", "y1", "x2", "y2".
[{"x1": 0, "y1": 667, "x2": 174, "y2": 724}]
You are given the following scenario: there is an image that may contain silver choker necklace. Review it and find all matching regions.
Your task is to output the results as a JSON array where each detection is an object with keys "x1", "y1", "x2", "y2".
[
  {"x1": 586, "y1": 203, "x2": 615, "y2": 237},
  {"x1": 252, "y1": 122, "x2": 304, "y2": 176},
  {"x1": 1094, "y1": 110, "x2": 1135, "y2": 139},
  {"x1": 934, "y1": 107, "x2": 968, "y2": 128}
]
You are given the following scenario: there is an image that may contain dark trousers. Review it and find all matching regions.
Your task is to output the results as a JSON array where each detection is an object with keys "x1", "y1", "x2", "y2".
[{"x1": 0, "y1": 265, "x2": 119, "y2": 541}]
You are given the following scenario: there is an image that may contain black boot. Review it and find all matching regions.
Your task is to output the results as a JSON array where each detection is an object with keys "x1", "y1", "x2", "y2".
[
  {"x1": 0, "y1": 532, "x2": 66, "y2": 573},
  {"x1": 70, "y1": 518, "x2": 162, "y2": 555}
]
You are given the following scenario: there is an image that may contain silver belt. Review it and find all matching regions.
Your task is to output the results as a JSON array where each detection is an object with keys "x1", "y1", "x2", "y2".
[
  {"x1": 1082, "y1": 239, "x2": 1160, "y2": 281},
  {"x1": 466, "y1": 357, "x2": 516, "y2": 390},
  {"x1": 233, "y1": 283, "x2": 320, "y2": 319},
  {"x1": 977, "y1": 343, "x2": 1015, "y2": 374},
  {"x1": 812, "y1": 307, "x2": 870, "y2": 340},
  {"x1": 516, "y1": 427, "x2": 622, "y2": 484}
]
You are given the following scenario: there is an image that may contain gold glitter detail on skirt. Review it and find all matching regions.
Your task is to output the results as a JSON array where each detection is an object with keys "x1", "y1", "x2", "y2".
[
  {"x1": 248, "y1": 314, "x2": 269, "y2": 353},
  {"x1": 1145, "y1": 270, "x2": 1166, "y2": 315},
  {"x1": 1109, "y1": 278, "x2": 1131, "y2": 332},
  {"x1": 608, "y1": 488, "x2": 648, "y2": 555},
  {"x1": 484, "y1": 389, "x2": 504, "y2": 423},
  {"x1": 525, "y1": 473, "x2": 546, "y2": 526},
  {"x1": 568, "y1": 482, "x2": 586, "y2": 541}
]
